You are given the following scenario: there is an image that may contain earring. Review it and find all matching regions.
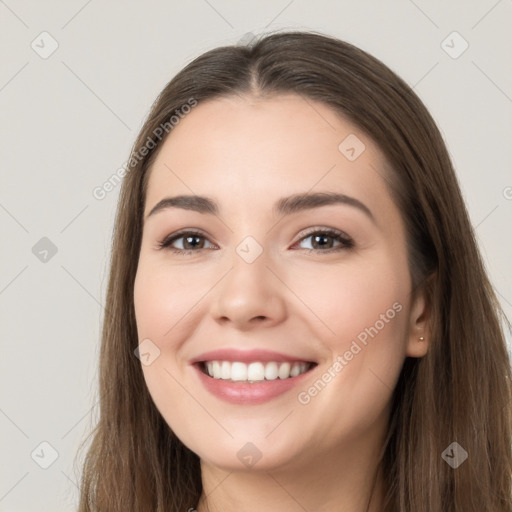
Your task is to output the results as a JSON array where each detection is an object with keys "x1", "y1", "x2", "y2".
[{"x1": 419, "y1": 336, "x2": 425, "y2": 342}]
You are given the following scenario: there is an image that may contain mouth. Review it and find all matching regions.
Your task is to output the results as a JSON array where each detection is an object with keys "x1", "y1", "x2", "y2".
[
  {"x1": 198, "y1": 360, "x2": 317, "y2": 383},
  {"x1": 193, "y1": 359, "x2": 317, "y2": 404},
  {"x1": 190, "y1": 348, "x2": 318, "y2": 404}
]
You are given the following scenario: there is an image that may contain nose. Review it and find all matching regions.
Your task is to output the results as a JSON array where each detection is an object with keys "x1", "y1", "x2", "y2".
[{"x1": 210, "y1": 248, "x2": 287, "y2": 331}]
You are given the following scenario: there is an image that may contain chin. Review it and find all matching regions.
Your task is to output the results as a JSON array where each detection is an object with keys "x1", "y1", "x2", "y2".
[{"x1": 186, "y1": 434, "x2": 305, "y2": 473}]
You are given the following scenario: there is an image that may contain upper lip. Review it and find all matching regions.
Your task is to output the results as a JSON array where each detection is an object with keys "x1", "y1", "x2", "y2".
[{"x1": 189, "y1": 348, "x2": 317, "y2": 364}]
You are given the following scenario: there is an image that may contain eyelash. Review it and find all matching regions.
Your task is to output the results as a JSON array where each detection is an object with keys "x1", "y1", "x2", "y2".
[{"x1": 157, "y1": 227, "x2": 355, "y2": 255}]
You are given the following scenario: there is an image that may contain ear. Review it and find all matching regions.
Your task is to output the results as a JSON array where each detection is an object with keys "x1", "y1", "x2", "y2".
[{"x1": 405, "y1": 276, "x2": 434, "y2": 358}]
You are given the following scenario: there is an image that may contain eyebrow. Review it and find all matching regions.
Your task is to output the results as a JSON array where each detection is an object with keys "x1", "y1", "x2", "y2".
[{"x1": 145, "y1": 192, "x2": 374, "y2": 222}]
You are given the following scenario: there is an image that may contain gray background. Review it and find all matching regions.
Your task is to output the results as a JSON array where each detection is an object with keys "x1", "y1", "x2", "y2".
[{"x1": 1, "y1": 1, "x2": 511, "y2": 510}]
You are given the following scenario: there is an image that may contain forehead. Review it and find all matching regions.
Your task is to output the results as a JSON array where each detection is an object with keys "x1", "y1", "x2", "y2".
[{"x1": 144, "y1": 94, "x2": 393, "y2": 220}]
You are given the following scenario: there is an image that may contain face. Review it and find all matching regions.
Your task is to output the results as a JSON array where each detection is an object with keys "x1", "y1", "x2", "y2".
[{"x1": 133, "y1": 94, "x2": 428, "y2": 473}]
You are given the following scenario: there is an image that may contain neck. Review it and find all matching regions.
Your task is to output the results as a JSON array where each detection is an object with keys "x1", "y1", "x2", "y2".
[{"x1": 196, "y1": 422, "x2": 388, "y2": 512}]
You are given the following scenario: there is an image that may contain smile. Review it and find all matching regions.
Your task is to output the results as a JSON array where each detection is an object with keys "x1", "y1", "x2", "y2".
[
  {"x1": 201, "y1": 360, "x2": 314, "y2": 382},
  {"x1": 190, "y1": 348, "x2": 318, "y2": 404}
]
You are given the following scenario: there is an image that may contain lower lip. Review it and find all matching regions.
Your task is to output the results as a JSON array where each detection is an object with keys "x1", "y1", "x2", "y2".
[{"x1": 193, "y1": 363, "x2": 315, "y2": 405}]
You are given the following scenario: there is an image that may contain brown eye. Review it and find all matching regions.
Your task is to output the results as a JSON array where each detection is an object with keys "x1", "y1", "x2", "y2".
[
  {"x1": 158, "y1": 230, "x2": 216, "y2": 253},
  {"x1": 181, "y1": 235, "x2": 206, "y2": 250},
  {"x1": 310, "y1": 233, "x2": 336, "y2": 249},
  {"x1": 295, "y1": 228, "x2": 354, "y2": 253}
]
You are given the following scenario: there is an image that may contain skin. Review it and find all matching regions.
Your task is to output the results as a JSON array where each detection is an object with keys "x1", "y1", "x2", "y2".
[{"x1": 133, "y1": 94, "x2": 431, "y2": 512}]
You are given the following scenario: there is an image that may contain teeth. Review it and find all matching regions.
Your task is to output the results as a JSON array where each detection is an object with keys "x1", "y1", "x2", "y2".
[
  {"x1": 247, "y1": 362, "x2": 265, "y2": 381},
  {"x1": 265, "y1": 362, "x2": 279, "y2": 380},
  {"x1": 220, "y1": 361, "x2": 231, "y2": 379},
  {"x1": 290, "y1": 363, "x2": 302, "y2": 377},
  {"x1": 231, "y1": 362, "x2": 247, "y2": 381},
  {"x1": 278, "y1": 362, "x2": 291, "y2": 379},
  {"x1": 203, "y1": 361, "x2": 311, "y2": 382}
]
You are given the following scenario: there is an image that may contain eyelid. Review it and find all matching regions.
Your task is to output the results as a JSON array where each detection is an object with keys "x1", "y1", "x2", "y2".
[
  {"x1": 291, "y1": 226, "x2": 354, "y2": 251},
  {"x1": 293, "y1": 225, "x2": 352, "y2": 242},
  {"x1": 157, "y1": 226, "x2": 354, "y2": 253},
  {"x1": 157, "y1": 229, "x2": 217, "y2": 252}
]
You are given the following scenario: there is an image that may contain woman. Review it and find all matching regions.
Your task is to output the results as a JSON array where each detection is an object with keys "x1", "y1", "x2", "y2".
[{"x1": 76, "y1": 31, "x2": 512, "y2": 511}]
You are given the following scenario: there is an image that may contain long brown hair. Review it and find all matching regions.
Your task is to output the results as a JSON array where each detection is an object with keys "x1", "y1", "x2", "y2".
[{"x1": 75, "y1": 30, "x2": 512, "y2": 511}]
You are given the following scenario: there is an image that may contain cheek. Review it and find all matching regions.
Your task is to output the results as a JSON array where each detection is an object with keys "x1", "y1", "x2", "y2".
[
  {"x1": 289, "y1": 256, "x2": 409, "y2": 408},
  {"x1": 133, "y1": 259, "x2": 212, "y2": 342},
  {"x1": 133, "y1": 262, "x2": 206, "y2": 440},
  {"x1": 289, "y1": 255, "x2": 409, "y2": 347}
]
